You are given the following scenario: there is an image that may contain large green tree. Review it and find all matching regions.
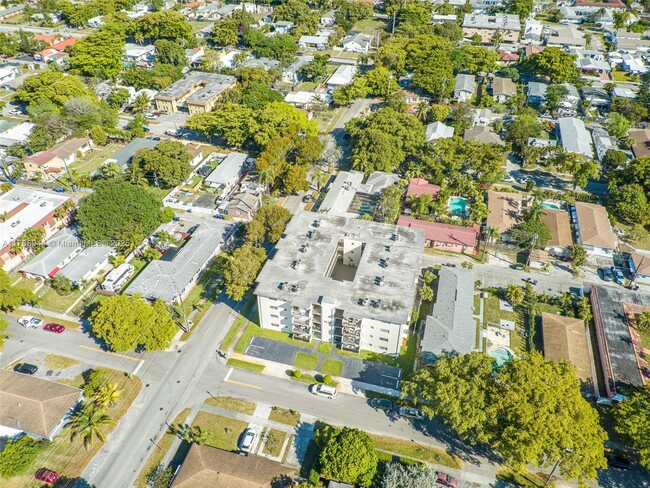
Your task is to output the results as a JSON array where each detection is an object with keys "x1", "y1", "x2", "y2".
[
  {"x1": 222, "y1": 244, "x2": 266, "y2": 301},
  {"x1": 245, "y1": 205, "x2": 292, "y2": 245},
  {"x1": 129, "y1": 11, "x2": 195, "y2": 44},
  {"x1": 154, "y1": 39, "x2": 188, "y2": 67},
  {"x1": 506, "y1": 0, "x2": 533, "y2": 17},
  {"x1": 17, "y1": 70, "x2": 90, "y2": 107},
  {"x1": 525, "y1": 48, "x2": 578, "y2": 83},
  {"x1": 319, "y1": 427, "x2": 378, "y2": 486},
  {"x1": 76, "y1": 180, "x2": 162, "y2": 251},
  {"x1": 505, "y1": 113, "x2": 543, "y2": 154},
  {"x1": 129, "y1": 141, "x2": 192, "y2": 188},
  {"x1": 90, "y1": 295, "x2": 176, "y2": 351},
  {"x1": 0, "y1": 269, "x2": 36, "y2": 311},
  {"x1": 186, "y1": 103, "x2": 258, "y2": 148},
  {"x1": 68, "y1": 30, "x2": 124, "y2": 79},
  {"x1": 614, "y1": 385, "x2": 650, "y2": 470},
  {"x1": 0, "y1": 436, "x2": 43, "y2": 477},
  {"x1": 381, "y1": 462, "x2": 439, "y2": 488},
  {"x1": 608, "y1": 184, "x2": 650, "y2": 225}
]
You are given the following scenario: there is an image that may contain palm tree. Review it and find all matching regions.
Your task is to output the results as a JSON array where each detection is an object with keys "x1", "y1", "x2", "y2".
[
  {"x1": 313, "y1": 168, "x2": 328, "y2": 192},
  {"x1": 69, "y1": 403, "x2": 115, "y2": 449},
  {"x1": 636, "y1": 310, "x2": 650, "y2": 333},
  {"x1": 131, "y1": 93, "x2": 151, "y2": 113},
  {"x1": 93, "y1": 384, "x2": 121, "y2": 408},
  {"x1": 415, "y1": 102, "x2": 430, "y2": 123},
  {"x1": 134, "y1": 33, "x2": 144, "y2": 45},
  {"x1": 505, "y1": 284, "x2": 524, "y2": 306}
]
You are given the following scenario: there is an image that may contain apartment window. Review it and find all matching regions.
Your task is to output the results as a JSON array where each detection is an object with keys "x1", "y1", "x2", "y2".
[
  {"x1": 369, "y1": 335, "x2": 374, "y2": 338},
  {"x1": 270, "y1": 314, "x2": 279, "y2": 319},
  {"x1": 379, "y1": 346, "x2": 388, "y2": 351},
  {"x1": 379, "y1": 337, "x2": 389, "y2": 342},
  {"x1": 380, "y1": 328, "x2": 390, "y2": 333}
]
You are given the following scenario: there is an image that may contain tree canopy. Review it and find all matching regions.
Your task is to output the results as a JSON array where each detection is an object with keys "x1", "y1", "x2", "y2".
[
  {"x1": 318, "y1": 427, "x2": 378, "y2": 486},
  {"x1": 222, "y1": 244, "x2": 266, "y2": 301},
  {"x1": 17, "y1": 70, "x2": 90, "y2": 107},
  {"x1": 90, "y1": 295, "x2": 176, "y2": 351},
  {"x1": 525, "y1": 48, "x2": 578, "y2": 83},
  {"x1": 68, "y1": 30, "x2": 125, "y2": 79},
  {"x1": 614, "y1": 385, "x2": 650, "y2": 470},
  {"x1": 0, "y1": 269, "x2": 36, "y2": 311},
  {"x1": 405, "y1": 352, "x2": 607, "y2": 481},
  {"x1": 76, "y1": 180, "x2": 163, "y2": 252},
  {"x1": 128, "y1": 141, "x2": 192, "y2": 188},
  {"x1": 245, "y1": 205, "x2": 292, "y2": 245}
]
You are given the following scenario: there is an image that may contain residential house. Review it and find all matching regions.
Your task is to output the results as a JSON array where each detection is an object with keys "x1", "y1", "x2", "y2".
[
  {"x1": 622, "y1": 54, "x2": 647, "y2": 74},
  {"x1": 454, "y1": 74, "x2": 476, "y2": 102},
  {"x1": 123, "y1": 43, "x2": 156, "y2": 65},
  {"x1": 23, "y1": 151, "x2": 64, "y2": 179},
  {"x1": 499, "y1": 51, "x2": 519, "y2": 65},
  {"x1": 327, "y1": 65, "x2": 357, "y2": 88},
  {"x1": 282, "y1": 56, "x2": 313, "y2": 85},
  {"x1": 87, "y1": 15, "x2": 103, "y2": 27},
  {"x1": 171, "y1": 444, "x2": 294, "y2": 488},
  {"x1": 490, "y1": 76, "x2": 517, "y2": 103},
  {"x1": 397, "y1": 216, "x2": 480, "y2": 255},
  {"x1": 407, "y1": 178, "x2": 440, "y2": 199},
  {"x1": 556, "y1": 117, "x2": 594, "y2": 159},
  {"x1": 581, "y1": 86, "x2": 610, "y2": 107},
  {"x1": 546, "y1": 26, "x2": 586, "y2": 48},
  {"x1": 464, "y1": 125, "x2": 504, "y2": 145},
  {"x1": 254, "y1": 212, "x2": 424, "y2": 355},
  {"x1": 573, "y1": 49, "x2": 611, "y2": 74},
  {"x1": 51, "y1": 137, "x2": 93, "y2": 167},
  {"x1": 217, "y1": 49, "x2": 241, "y2": 69},
  {"x1": 560, "y1": 83, "x2": 581, "y2": 109},
  {"x1": 462, "y1": 14, "x2": 521, "y2": 44},
  {"x1": 20, "y1": 228, "x2": 82, "y2": 281},
  {"x1": 0, "y1": 122, "x2": 34, "y2": 147},
  {"x1": 101, "y1": 263, "x2": 135, "y2": 292},
  {"x1": 319, "y1": 170, "x2": 364, "y2": 217},
  {"x1": 522, "y1": 19, "x2": 543, "y2": 43},
  {"x1": 358, "y1": 171, "x2": 400, "y2": 196},
  {"x1": 628, "y1": 251, "x2": 650, "y2": 284},
  {"x1": 613, "y1": 29, "x2": 650, "y2": 53},
  {"x1": 185, "y1": 47, "x2": 204, "y2": 65},
  {"x1": 203, "y1": 152, "x2": 247, "y2": 194},
  {"x1": 558, "y1": 6, "x2": 582, "y2": 24},
  {"x1": 486, "y1": 190, "x2": 522, "y2": 241},
  {"x1": 35, "y1": 37, "x2": 80, "y2": 63},
  {"x1": 574, "y1": 0, "x2": 626, "y2": 11},
  {"x1": 272, "y1": 20, "x2": 294, "y2": 34},
  {"x1": 542, "y1": 312, "x2": 595, "y2": 394},
  {"x1": 590, "y1": 285, "x2": 650, "y2": 399},
  {"x1": 612, "y1": 86, "x2": 637, "y2": 99},
  {"x1": 154, "y1": 71, "x2": 237, "y2": 114},
  {"x1": 527, "y1": 81, "x2": 548, "y2": 105},
  {"x1": 125, "y1": 220, "x2": 235, "y2": 303},
  {"x1": 0, "y1": 5, "x2": 24, "y2": 20},
  {"x1": 472, "y1": 108, "x2": 503, "y2": 126},
  {"x1": 629, "y1": 129, "x2": 650, "y2": 158},
  {"x1": 0, "y1": 370, "x2": 82, "y2": 440},
  {"x1": 320, "y1": 10, "x2": 336, "y2": 26},
  {"x1": 0, "y1": 65, "x2": 19, "y2": 84},
  {"x1": 58, "y1": 244, "x2": 113, "y2": 286},
  {"x1": 105, "y1": 138, "x2": 159, "y2": 169},
  {"x1": 540, "y1": 209, "x2": 573, "y2": 257},
  {"x1": 527, "y1": 138, "x2": 557, "y2": 161},
  {"x1": 425, "y1": 122, "x2": 454, "y2": 141},
  {"x1": 299, "y1": 34, "x2": 329, "y2": 50},
  {"x1": 341, "y1": 32, "x2": 372, "y2": 53},
  {"x1": 284, "y1": 91, "x2": 331, "y2": 107},
  {"x1": 33, "y1": 34, "x2": 62, "y2": 45},
  {"x1": 223, "y1": 192, "x2": 261, "y2": 220},
  {"x1": 591, "y1": 127, "x2": 618, "y2": 163},
  {"x1": 470, "y1": 0, "x2": 505, "y2": 10},
  {"x1": 241, "y1": 57, "x2": 281, "y2": 70},
  {"x1": 572, "y1": 201, "x2": 617, "y2": 257},
  {"x1": 431, "y1": 14, "x2": 458, "y2": 24},
  {"x1": 420, "y1": 266, "x2": 476, "y2": 365}
]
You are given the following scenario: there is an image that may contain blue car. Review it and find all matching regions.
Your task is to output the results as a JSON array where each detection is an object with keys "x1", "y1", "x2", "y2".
[{"x1": 612, "y1": 269, "x2": 625, "y2": 285}]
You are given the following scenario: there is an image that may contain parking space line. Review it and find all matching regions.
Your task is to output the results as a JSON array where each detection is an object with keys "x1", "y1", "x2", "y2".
[
  {"x1": 224, "y1": 367, "x2": 233, "y2": 382},
  {"x1": 79, "y1": 345, "x2": 141, "y2": 362},
  {"x1": 225, "y1": 379, "x2": 263, "y2": 390}
]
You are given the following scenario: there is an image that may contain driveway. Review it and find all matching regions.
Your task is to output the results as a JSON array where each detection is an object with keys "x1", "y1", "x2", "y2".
[{"x1": 244, "y1": 336, "x2": 402, "y2": 390}]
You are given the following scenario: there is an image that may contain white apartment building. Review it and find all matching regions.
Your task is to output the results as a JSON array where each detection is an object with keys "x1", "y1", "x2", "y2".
[{"x1": 254, "y1": 212, "x2": 424, "y2": 355}]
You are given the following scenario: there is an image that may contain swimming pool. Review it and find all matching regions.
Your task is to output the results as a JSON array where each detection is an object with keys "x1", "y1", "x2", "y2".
[
  {"x1": 448, "y1": 197, "x2": 468, "y2": 215},
  {"x1": 490, "y1": 347, "x2": 513, "y2": 367},
  {"x1": 541, "y1": 202, "x2": 562, "y2": 210}
]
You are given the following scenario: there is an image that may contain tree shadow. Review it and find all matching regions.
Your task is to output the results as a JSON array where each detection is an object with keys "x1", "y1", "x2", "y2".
[{"x1": 53, "y1": 476, "x2": 96, "y2": 488}]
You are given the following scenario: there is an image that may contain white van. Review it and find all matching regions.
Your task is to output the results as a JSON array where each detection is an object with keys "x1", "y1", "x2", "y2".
[{"x1": 309, "y1": 384, "x2": 337, "y2": 399}]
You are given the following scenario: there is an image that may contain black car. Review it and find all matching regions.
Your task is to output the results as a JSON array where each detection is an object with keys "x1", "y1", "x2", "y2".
[
  {"x1": 369, "y1": 398, "x2": 394, "y2": 411},
  {"x1": 14, "y1": 363, "x2": 38, "y2": 375},
  {"x1": 607, "y1": 455, "x2": 631, "y2": 470}
]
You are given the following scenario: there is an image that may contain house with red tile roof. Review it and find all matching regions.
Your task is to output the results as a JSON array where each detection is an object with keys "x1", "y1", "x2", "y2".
[
  {"x1": 33, "y1": 34, "x2": 61, "y2": 45},
  {"x1": 407, "y1": 178, "x2": 441, "y2": 199},
  {"x1": 397, "y1": 216, "x2": 480, "y2": 254},
  {"x1": 36, "y1": 37, "x2": 80, "y2": 62},
  {"x1": 23, "y1": 151, "x2": 63, "y2": 179}
]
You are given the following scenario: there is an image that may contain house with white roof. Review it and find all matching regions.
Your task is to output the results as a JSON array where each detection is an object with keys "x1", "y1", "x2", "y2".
[
  {"x1": 0, "y1": 65, "x2": 20, "y2": 84},
  {"x1": 622, "y1": 54, "x2": 647, "y2": 74},
  {"x1": 327, "y1": 65, "x2": 357, "y2": 88},
  {"x1": 425, "y1": 122, "x2": 455, "y2": 141},
  {"x1": 522, "y1": 19, "x2": 543, "y2": 43},
  {"x1": 341, "y1": 32, "x2": 372, "y2": 53},
  {"x1": 203, "y1": 152, "x2": 247, "y2": 195},
  {"x1": 123, "y1": 44, "x2": 156, "y2": 65},
  {"x1": 454, "y1": 74, "x2": 476, "y2": 102},
  {"x1": 284, "y1": 91, "x2": 331, "y2": 107},
  {"x1": 298, "y1": 34, "x2": 329, "y2": 50},
  {"x1": 591, "y1": 127, "x2": 618, "y2": 163},
  {"x1": 556, "y1": 117, "x2": 594, "y2": 159}
]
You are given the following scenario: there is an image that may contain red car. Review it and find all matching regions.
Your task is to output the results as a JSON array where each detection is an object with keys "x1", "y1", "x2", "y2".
[
  {"x1": 35, "y1": 468, "x2": 58, "y2": 484},
  {"x1": 43, "y1": 323, "x2": 65, "y2": 334},
  {"x1": 436, "y1": 472, "x2": 458, "y2": 487}
]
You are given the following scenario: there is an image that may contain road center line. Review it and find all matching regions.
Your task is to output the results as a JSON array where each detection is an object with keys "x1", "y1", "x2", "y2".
[
  {"x1": 225, "y1": 379, "x2": 263, "y2": 390},
  {"x1": 79, "y1": 345, "x2": 141, "y2": 362}
]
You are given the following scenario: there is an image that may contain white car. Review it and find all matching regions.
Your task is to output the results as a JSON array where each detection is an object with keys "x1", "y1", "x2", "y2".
[
  {"x1": 18, "y1": 316, "x2": 44, "y2": 329},
  {"x1": 309, "y1": 384, "x2": 337, "y2": 399},
  {"x1": 502, "y1": 175, "x2": 515, "y2": 183},
  {"x1": 238, "y1": 428, "x2": 257, "y2": 453}
]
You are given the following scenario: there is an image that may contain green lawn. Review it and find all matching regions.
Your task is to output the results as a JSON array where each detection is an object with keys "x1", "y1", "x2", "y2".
[
  {"x1": 268, "y1": 407, "x2": 301, "y2": 427},
  {"x1": 234, "y1": 322, "x2": 311, "y2": 354},
  {"x1": 36, "y1": 286, "x2": 87, "y2": 315},
  {"x1": 369, "y1": 434, "x2": 461, "y2": 469},
  {"x1": 611, "y1": 70, "x2": 639, "y2": 83},
  {"x1": 204, "y1": 396, "x2": 256, "y2": 415},
  {"x1": 12, "y1": 277, "x2": 41, "y2": 292},
  {"x1": 483, "y1": 294, "x2": 518, "y2": 325},
  {"x1": 226, "y1": 358, "x2": 265, "y2": 372},
  {"x1": 320, "y1": 358, "x2": 343, "y2": 376},
  {"x1": 294, "y1": 352, "x2": 319, "y2": 371},
  {"x1": 191, "y1": 412, "x2": 248, "y2": 452},
  {"x1": 262, "y1": 429, "x2": 287, "y2": 457},
  {"x1": 351, "y1": 18, "x2": 387, "y2": 34},
  {"x1": 317, "y1": 342, "x2": 334, "y2": 354},
  {"x1": 497, "y1": 468, "x2": 554, "y2": 487},
  {"x1": 397, "y1": 335, "x2": 418, "y2": 372},
  {"x1": 69, "y1": 144, "x2": 121, "y2": 176},
  {"x1": 220, "y1": 297, "x2": 255, "y2": 350},
  {"x1": 43, "y1": 354, "x2": 80, "y2": 369},
  {"x1": 640, "y1": 328, "x2": 650, "y2": 350}
]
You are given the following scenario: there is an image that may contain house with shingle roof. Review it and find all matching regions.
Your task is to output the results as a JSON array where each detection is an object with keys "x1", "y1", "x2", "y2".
[
  {"x1": 572, "y1": 202, "x2": 617, "y2": 257},
  {"x1": 541, "y1": 208, "x2": 573, "y2": 257},
  {"x1": 486, "y1": 190, "x2": 522, "y2": 241},
  {"x1": 0, "y1": 369, "x2": 82, "y2": 440},
  {"x1": 490, "y1": 76, "x2": 517, "y2": 103}
]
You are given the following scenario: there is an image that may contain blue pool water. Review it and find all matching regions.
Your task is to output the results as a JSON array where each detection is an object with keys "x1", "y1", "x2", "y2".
[
  {"x1": 490, "y1": 347, "x2": 513, "y2": 367},
  {"x1": 448, "y1": 197, "x2": 468, "y2": 215},
  {"x1": 541, "y1": 202, "x2": 561, "y2": 210}
]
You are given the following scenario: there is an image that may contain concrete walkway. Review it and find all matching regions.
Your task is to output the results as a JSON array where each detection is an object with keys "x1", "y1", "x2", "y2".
[{"x1": 17, "y1": 304, "x2": 83, "y2": 324}]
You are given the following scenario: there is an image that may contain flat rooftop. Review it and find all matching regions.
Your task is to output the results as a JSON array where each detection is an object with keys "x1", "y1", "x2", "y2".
[
  {"x1": 255, "y1": 212, "x2": 425, "y2": 325},
  {"x1": 0, "y1": 188, "x2": 70, "y2": 246},
  {"x1": 155, "y1": 71, "x2": 236, "y2": 106}
]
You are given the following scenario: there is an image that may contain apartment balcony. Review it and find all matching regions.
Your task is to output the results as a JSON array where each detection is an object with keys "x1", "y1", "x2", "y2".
[
  {"x1": 342, "y1": 334, "x2": 360, "y2": 347},
  {"x1": 293, "y1": 332, "x2": 312, "y2": 343},
  {"x1": 292, "y1": 308, "x2": 311, "y2": 319},
  {"x1": 292, "y1": 314, "x2": 311, "y2": 325},
  {"x1": 343, "y1": 326, "x2": 360, "y2": 336},
  {"x1": 292, "y1": 323, "x2": 312, "y2": 334},
  {"x1": 341, "y1": 342, "x2": 360, "y2": 353}
]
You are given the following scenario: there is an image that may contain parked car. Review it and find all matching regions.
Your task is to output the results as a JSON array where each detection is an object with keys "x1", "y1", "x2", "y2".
[
  {"x1": 238, "y1": 428, "x2": 257, "y2": 453},
  {"x1": 309, "y1": 384, "x2": 337, "y2": 399},
  {"x1": 43, "y1": 323, "x2": 65, "y2": 334},
  {"x1": 35, "y1": 468, "x2": 58, "y2": 484},
  {"x1": 398, "y1": 406, "x2": 424, "y2": 420},
  {"x1": 435, "y1": 472, "x2": 458, "y2": 487},
  {"x1": 302, "y1": 194, "x2": 313, "y2": 203},
  {"x1": 510, "y1": 263, "x2": 525, "y2": 270},
  {"x1": 599, "y1": 267, "x2": 614, "y2": 282},
  {"x1": 369, "y1": 398, "x2": 394, "y2": 411},
  {"x1": 18, "y1": 315, "x2": 44, "y2": 328},
  {"x1": 14, "y1": 363, "x2": 38, "y2": 375},
  {"x1": 502, "y1": 175, "x2": 515, "y2": 183},
  {"x1": 607, "y1": 454, "x2": 631, "y2": 470},
  {"x1": 612, "y1": 268, "x2": 625, "y2": 285}
]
